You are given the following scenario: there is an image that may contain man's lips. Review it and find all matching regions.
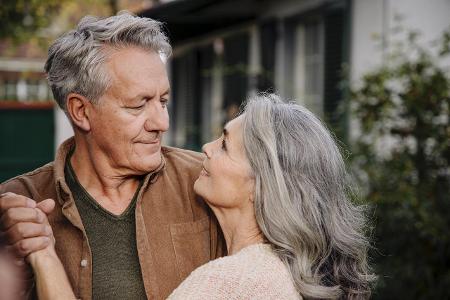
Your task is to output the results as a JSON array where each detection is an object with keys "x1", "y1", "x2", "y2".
[
  {"x1": 138, "y1": 139, "x2": 160, "y2": 144},
  {"x1": 137, "y1": 132, "x2": 161, "y2": 144}
]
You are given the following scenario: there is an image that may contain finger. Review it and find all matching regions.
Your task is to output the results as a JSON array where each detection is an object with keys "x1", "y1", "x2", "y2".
[
  {"x1": 34, "y1": 208, "x2": 51, "y2": 228},
  {"x1": 0, "y1": 207, "x2": 44, "y2": 230},
  {"x1": 36, "y1": 198, "x2": 55, "y2": 215},
  {"x1": 10, "y1": 236, "x2": 51, "y2": 258},
  {"x1": 4, "y1": 222, "x2": 52, "y2": 244},
  {"x1": 0, "y1": 193, "x2": 36, "y2": 214},
  {"x1": 35, "y1": 208, "x2": 56, "y2": 245}
]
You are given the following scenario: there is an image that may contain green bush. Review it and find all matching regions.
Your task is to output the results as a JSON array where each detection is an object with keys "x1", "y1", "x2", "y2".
[{"x1": 349, "y1": 29, "x2": 450, "y2": 299}]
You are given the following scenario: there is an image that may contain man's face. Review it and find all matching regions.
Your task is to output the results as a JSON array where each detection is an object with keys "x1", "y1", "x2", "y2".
[{"x1": 87, "y1": 47, "x2": 170, "y2": 176}]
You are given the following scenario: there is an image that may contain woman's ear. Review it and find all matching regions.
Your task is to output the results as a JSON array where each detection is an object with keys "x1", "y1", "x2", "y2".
[
  {"x1": 66, "y1": 93, "x2": 92, "y2": 131},
  {"x1": 249, "y1": 178, "x2": 256, "y2": 204}
]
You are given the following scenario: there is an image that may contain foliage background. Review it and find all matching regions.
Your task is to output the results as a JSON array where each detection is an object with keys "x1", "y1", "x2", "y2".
[
  {"x1": 0, "y1": 0, "x2": 123, "y2": 49},
  {"x1": 349, "y1": 28, "x2": 450, "y2": 299}
]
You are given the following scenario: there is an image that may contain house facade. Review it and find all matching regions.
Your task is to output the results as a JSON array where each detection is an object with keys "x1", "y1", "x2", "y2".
[
  {"x1": 1, "y1": 0, "x2": 448, "y2": 180},
  {"x1": 140, "y1": 0, "x2": 350, "y2": 150},
  {"x1": 139, "y1": 0, "x2": 450, "y2": 150}
]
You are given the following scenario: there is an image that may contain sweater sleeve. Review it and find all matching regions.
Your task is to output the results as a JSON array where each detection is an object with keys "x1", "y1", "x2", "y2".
[{"x1": 167, "y1": 246, "x2": 302, "y2": 300}]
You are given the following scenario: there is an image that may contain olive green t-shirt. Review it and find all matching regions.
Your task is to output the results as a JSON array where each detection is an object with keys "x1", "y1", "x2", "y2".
[{"x1": 65, "y1": 156, "x2": 147, "y2": 300}]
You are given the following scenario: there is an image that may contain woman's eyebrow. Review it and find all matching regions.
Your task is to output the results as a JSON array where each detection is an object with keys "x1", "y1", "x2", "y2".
[{"x1": 222, "y1": 127, "x2": 229, "y2": 138}]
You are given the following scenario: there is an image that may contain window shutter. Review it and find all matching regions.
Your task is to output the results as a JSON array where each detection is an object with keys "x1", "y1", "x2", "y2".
[
  {"x1": 258, "y1": 20, "x2": 277, "y2": 92},
  {"x1": 324, "y1": 7, "x2": 348, "y2": 137},
  {"x1": 223, "y1": 32, "x2": 249, "y2": 116}
]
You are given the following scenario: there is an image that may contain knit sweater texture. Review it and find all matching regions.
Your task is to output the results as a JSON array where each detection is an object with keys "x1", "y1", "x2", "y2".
[{"x1": 168, "y1": 243, "x2": 302, "y2": 299}]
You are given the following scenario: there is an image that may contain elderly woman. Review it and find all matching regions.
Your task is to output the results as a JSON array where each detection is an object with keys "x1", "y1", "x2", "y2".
[{"x1": 28, "y1": 94, "x2": 374, "y2": 299}]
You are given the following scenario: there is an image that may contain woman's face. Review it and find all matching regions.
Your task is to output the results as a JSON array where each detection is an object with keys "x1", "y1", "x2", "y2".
[{"x1": 194, "y1": 115, "x2": 254, "y2": 209}]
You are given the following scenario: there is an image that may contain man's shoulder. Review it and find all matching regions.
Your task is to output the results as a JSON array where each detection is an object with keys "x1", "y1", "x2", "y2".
[
  {"x1": 162, "y1": 146, "x2": 204, "y2": 169},
  {"x1": 0, "y1": 162, "x2": 55, "y2": 197}
]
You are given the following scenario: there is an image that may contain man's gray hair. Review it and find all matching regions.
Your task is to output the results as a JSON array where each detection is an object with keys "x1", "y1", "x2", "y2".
[
  {"x1": 45, "y1": 11, "x2": 172, "y2": 111},
  {"x1": 242, "y1": 94, "x2": 376, "y2": 299}
]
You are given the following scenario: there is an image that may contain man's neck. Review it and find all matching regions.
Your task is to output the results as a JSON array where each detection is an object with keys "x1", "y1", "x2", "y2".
[{"x1": 70, "y1": 137, "x2": 142, "y2": 215}]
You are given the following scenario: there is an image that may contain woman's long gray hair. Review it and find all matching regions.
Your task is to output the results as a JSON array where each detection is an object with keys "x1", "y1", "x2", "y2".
[{"x1": 242, "y1": 94, "x2": 375, "y2": 299}]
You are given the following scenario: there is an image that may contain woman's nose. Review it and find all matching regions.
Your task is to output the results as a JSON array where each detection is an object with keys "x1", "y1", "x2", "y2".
[{"x1": 202, "y1": 142, "x2": 212, "y2": 158}]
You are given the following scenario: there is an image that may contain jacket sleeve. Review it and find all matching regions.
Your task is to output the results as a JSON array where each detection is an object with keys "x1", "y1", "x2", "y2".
[
  {"x1": 0, "y1": 177, "x2": 35, "y2": 199},
  {"x1": 0, "y1": 178, "x2": 40, "y2": 300}
]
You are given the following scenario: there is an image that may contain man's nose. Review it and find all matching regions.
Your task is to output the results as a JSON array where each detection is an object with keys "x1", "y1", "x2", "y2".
[{"x1": 144, "y1": 102, "x2": 169, "y2": 132}]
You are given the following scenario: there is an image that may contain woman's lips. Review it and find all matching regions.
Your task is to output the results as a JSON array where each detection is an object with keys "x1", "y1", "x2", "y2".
[{"x1": 200, "y1": 165, "x2": 209, "y2": 176}]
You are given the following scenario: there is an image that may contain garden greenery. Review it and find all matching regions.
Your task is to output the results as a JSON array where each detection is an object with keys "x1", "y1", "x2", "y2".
[{"x1": 349, "y1": 28, "x2": 450, "y2": 299}]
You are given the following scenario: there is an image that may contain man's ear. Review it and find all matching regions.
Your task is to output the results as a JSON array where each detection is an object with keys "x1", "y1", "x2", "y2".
[{"x1": 66, "y1": 93, "x2": 92, "y2": 131}]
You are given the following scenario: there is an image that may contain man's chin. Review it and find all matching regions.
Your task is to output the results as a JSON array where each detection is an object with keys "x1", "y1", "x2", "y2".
[{"x1": 137, "y1": 152, "x2": 162, "y2": 173}]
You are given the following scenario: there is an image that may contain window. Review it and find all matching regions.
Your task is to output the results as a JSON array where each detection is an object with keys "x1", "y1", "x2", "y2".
[
  {"x1": 0, "y1": 78, "x2": 51, "y2": 102},
  {"x1": 293, "y1": 20, "x2": 324, "y2": 117}
]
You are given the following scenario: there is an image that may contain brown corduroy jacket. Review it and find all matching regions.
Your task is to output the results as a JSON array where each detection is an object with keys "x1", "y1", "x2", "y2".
[{"x1": 0, "y1": 138, "x2": 225, "y2": 300}]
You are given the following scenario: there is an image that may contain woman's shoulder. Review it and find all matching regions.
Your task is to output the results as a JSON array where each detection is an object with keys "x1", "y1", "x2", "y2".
[
  {"x1": 211, "y1": 243, "x2": 282, "y2": 271},
  {"x1": 187, "y1": 243, "x2": 282, "y2": 278},
  {"x1": 168, "y1": 243, "x2": 302, "y2": 299}
]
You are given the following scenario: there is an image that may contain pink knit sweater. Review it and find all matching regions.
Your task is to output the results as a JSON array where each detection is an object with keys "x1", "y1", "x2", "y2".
[{"x1": 168, "y1": 243, "x2": 302, "y2": 299}]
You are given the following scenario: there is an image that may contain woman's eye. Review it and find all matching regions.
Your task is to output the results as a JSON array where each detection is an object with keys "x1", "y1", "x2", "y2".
[{"x1": 221, "y1": 139, "x2": 227, "y2": 150}]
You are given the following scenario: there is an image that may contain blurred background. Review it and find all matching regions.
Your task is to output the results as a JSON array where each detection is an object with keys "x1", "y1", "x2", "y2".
[{"x1": 1, "y1": 0, "x2": 449, "y2": 298}]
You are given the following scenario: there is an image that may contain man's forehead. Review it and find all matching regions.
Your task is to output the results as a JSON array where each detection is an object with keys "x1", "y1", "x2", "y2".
[
  {"x1": 106, "y1": 48, "x2": 167, "y2": 75},
  {"x1": 104, "y1": 49, "x2": 169, "y2": 95}
]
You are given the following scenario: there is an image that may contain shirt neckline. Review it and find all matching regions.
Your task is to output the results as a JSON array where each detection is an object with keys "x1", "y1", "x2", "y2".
[{"x1": 65, "y1": 149, "x2": 144, "y2": 220}]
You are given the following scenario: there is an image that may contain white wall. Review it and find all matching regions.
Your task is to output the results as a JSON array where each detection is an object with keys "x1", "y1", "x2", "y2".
[
  {"x1": 350, "y1": 0, "x2": 385, "y2": 84},
  {"x1": 389, "y1": 0, "x2": 450, "y2": 46},
  {"x1": 349, "y1": 0, "x2": 450, "y2": 141},
  {"x1": 351, "y1": 0, "x2": 450, "y2": 84},
  {"x1": 54, "y1": 108, "x2": 73, "y2": 150}
]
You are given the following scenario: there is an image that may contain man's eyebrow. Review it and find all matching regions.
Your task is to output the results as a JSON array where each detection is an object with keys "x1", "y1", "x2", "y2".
[
  {"x1": 125, "y1": 93, "x2": 149, "y2": 102},
  {"x1": 126, "y1": 90, "x2": 170, "y2": 102}
]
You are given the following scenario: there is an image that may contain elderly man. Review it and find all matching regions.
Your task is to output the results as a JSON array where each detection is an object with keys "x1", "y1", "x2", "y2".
[{"x1": 0, "y1": 12, "x2": 223, "y2": 300}]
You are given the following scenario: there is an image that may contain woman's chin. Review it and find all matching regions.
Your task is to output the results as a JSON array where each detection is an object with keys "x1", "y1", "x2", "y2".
[
  {"x1": 193, "y1": 178, "x2": 203, "y2": 196},
  {"x1": 193, "y1": 179, "x2": 212, "y2": 204}
]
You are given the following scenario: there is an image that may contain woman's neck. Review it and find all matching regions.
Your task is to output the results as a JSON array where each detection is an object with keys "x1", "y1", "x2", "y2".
[{"x1": 210, "y1": 206, "x2": 264, "y2": 255}]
